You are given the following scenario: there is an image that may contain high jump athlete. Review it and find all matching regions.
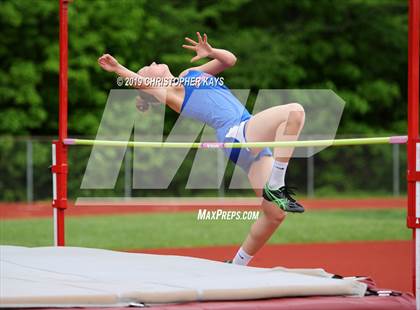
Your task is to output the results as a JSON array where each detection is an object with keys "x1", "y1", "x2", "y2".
[{"x1": 98, "y1": 32, "x2": 305, "y2": 266}]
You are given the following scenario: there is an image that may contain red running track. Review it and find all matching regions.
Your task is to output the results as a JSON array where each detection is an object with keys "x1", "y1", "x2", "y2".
[
  {"x1": 0, "y1": 197, "x2": 406, "y2": 219},
  {"x1": 2, "y1": 199, "x2": 415, "y2": 309},
  {"x1": 135, "y1": 240, "x2": 412, "y2": 292}
]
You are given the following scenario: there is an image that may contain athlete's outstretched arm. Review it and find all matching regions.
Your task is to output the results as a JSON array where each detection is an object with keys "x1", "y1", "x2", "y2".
[
  {"x1": 98, "y1": 54, "x2": 147, "y2": 89},
  {"x1": 181, "y1": 32, "x2": 237, "y2": 76},
  {"x1": 98, "y1": 54, "x2": 167, "y2": 104}
]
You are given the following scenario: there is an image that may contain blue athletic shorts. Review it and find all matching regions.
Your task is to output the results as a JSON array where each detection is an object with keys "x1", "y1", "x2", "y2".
[{"x1": 217, "y1": 118, "x2": 273, "y2": 173}]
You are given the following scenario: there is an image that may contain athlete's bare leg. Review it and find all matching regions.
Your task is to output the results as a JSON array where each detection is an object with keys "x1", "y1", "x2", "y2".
[{"x1": 240, "y1": 103, "x2": 305, "y2": 256}]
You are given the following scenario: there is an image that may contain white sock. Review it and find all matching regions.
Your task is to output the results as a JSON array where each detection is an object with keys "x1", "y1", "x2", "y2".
[
  {"x1": 268, "y1": 161, "x2": 288, "y2": 189},
  {"x1": 232, "y1": 247, "x2": 253, "y2": 266}
]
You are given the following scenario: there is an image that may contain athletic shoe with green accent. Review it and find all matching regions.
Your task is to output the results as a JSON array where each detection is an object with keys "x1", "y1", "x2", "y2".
[{"x1": 262, "y1": 185, "x2": 305, "y2": 213}]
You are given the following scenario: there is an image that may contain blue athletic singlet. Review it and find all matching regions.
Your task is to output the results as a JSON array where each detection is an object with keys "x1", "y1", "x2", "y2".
[{"x1": 180, "y1": 70, "x2": 272, "y2": 172}]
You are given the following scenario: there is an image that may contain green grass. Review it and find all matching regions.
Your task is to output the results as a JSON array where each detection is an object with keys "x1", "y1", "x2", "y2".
[{"x1": 0, "y1": 209, "x2": 410, "y2": 250}]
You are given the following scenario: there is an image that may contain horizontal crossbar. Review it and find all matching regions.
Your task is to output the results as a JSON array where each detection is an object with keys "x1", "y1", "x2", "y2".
[{"x1": 63, "y1": 136, "x2": 408, "y2": 149}]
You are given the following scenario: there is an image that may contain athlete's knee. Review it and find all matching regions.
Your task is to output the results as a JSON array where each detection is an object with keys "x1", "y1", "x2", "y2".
[
  {"x1": 288, "y1": 102, "x2": 305, "y2": 119},
  {"x1": 286, "y1": 103, "x2": 305, "y2": 128},
  {"x1": 266, "y1": 209, "x2": 287, "y2": 225}
]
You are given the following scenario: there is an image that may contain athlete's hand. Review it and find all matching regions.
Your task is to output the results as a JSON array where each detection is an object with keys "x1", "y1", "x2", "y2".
[
  {"x1": 98, "y1": 54, "x2": 120, "y2": 72},
  {"x1": 182, "y1": 32, "x2": 213, "y2": 62}
]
